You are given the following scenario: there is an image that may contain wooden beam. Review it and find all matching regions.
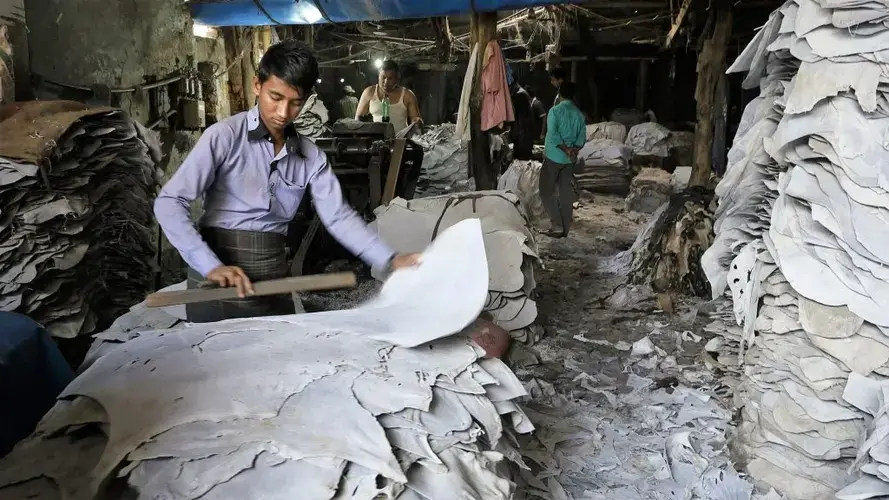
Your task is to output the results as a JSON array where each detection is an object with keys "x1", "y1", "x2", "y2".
[
  {"x1": 382, "y1": 138, "x2": 406, "y2": 205},
  {"x1": 664, "y1": 0, "x2": 692, "y2": 49},
  {"x1": 690, "y1": 2, "x2": 732, "y2": 187}
]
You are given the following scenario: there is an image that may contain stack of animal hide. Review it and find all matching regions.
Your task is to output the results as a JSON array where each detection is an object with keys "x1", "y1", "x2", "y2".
[
  {"x1": 702, "y1": 2, "x2": 889, "y2": 498},
  {"x1": 373, "y1": 192, "x2": 541, "y2": 345},
  {"x1": 497, "y1": 160, "x2": 548, "y2": 230},
  {"x1": 0, "y1": 101, "x2": 162, "y2": 338},
  {"x1": 0, "y1": 219, "x2": 535, "y2": 500},
  {"x1": 585, "y1": 121, "x2": 627, "y2": 143},
  {"x1": 294, "y1": 93, "x2": 330, "y2": 140},
  {"x1": 412, "y1": 124, "x2": 470, "y2": 198},
  {"x1": 575, "y1": 138, "x2": 633, "y2": 195},
  {"x1": 625, "y1": 122, "x2": 672, "y2": 159}
]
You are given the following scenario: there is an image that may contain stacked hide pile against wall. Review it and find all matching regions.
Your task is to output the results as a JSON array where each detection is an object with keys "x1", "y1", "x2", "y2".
[
  {"x1": 412, "y1": 124, "x2": 470, "y2": 197},
  {"x1": 294, "y1": 94, "x2": 330, "y2": 140},
  {"x1": 0, "y1": 220, "x2": 535, "y2": 500},
  {"x1": 0, "y1": 101, "x2": 162, "y2": 338},
  {"x1": 497, "y1": 160, "x2": 548, "y2": 230},
  {"x1": 575, "y1": 138, "x2": 633, "y2": 195},
  {"x1": 373, "y1": 192, "x2": 541, "y2": 345},
  {"x1": 702, "y1": 2, "x2": 889, "y2": 498}
]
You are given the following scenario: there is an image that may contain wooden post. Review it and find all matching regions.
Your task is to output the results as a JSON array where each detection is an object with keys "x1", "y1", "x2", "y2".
[
  {"x1": 469, "y1": 11, "x2": 498, "y2": 190},
  {"x1": 690, "y1": 3, "x2": 732, "y2": 187},
  {"x1": 241, "y1": 27, "x2": 257, "y2": 108},
  {"x1": 223, "y1": 27, "x2": 248, "y2": 113}
]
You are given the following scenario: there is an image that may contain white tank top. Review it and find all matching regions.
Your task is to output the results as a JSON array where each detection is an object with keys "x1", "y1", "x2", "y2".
[{"x1": 369, "y1": 86, "x2": 409, "y2": 131}]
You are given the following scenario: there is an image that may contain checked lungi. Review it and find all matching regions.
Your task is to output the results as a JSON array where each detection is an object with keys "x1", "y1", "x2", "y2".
[{"x1": 185, "y1": 228, "x2": 295, "y2": 323}]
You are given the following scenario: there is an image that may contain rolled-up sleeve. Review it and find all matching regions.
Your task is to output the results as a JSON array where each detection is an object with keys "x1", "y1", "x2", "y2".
[
  {"x1": 154, "y1": 124, "x2": 233, "y2": 277},
  {"x1": 307, "y1": 148, "x2": 395, "y2": 270}
]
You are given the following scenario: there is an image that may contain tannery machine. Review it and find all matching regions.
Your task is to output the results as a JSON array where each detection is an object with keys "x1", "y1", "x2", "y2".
[{"x1": 288, "y1": 121, "x2": 424, "y2": 276}]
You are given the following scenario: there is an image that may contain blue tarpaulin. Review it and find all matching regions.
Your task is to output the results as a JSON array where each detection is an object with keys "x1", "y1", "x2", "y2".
[{"x1": 190, "y1": 0, "x2": 564, "y2": 26}]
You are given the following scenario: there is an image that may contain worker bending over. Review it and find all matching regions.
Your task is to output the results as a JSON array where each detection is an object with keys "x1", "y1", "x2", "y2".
[
  {"x1": 540, "y1": 81, "x2": 586, "y2": 238},
  {"x1": 355, "y1": 60, "x2": 422, "y2": 132},
  {"x1": 154, "y1": 40, "x2": 419, "y2": 323}
]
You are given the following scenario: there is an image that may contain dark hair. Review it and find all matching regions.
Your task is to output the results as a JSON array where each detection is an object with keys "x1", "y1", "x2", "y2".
[
  {"x1": 558, "y1": 81, "x2": 577, "y2": 100},
  {"x1": 381, "y1": 60, "x2": 399, "y2": 74},
  {"x1": 257, "y1": 39, "x2": 319, "y2": 95},
  {"x1": 549, "y1": 67, "x2": 567, "y2": 80}
]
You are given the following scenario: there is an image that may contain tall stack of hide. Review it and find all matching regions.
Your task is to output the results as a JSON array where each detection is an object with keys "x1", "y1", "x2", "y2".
[
  {"x1": 0, "y1": 101, "x2": 162, "y2": 338},
  {"x1": 702, "y1": 2, "x2": 889, "y2": 498}
]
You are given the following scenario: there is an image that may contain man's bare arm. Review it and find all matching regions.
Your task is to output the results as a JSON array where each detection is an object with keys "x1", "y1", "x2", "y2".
[{"x1": 355, "y1": 87, "x2": 373, "y2": 119}]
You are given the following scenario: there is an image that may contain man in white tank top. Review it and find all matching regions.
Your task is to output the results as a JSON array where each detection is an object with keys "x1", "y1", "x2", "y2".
[{"x1": 355, "y1": 60, "x2": 422, "y2": 132}]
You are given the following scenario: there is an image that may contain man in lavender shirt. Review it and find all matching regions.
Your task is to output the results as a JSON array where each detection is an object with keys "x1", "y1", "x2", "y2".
[{"x1": 154, "y1": 40, "x2": 419, "y2": 323}]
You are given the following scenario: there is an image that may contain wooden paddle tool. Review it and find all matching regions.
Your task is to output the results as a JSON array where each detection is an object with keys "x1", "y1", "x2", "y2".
[{"x1": 144, "y1": 272, "x2": 358, "y2": 308}]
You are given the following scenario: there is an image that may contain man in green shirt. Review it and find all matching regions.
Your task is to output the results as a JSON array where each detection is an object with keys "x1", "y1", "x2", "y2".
[{"x1": 540, "y1": 81, "x2": 586, "y2": 238}]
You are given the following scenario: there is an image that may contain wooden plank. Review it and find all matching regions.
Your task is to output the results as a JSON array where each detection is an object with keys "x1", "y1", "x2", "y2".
[
  {"x1": 145, "y1": 272, "x2": 357, "y2": 308},
  {"x1": 368, "y1": 153, "x2": 383, "y2": 209},
  {"x1": 664, "y1": 0, "x2": 693, "y2": 49},
  {"x1": 382, "y1": 138, "x2": 407, "y2": 205}
]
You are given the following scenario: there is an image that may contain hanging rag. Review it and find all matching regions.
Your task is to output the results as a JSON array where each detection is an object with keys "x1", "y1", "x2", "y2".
[
  {"x1": 455, "y1": 43, "x2": 480, "y2": 142},
  {"x1": 481, "y1": 40, "x2": 514, "y2": 132}
]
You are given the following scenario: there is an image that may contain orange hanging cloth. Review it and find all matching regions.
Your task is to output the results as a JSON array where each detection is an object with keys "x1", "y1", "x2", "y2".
[{"x1": 480, "y1": 40, "x2": 515, "y2": 131}]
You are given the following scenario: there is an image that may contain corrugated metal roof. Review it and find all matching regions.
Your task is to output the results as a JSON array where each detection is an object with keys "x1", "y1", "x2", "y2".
[{"x1": 190, "y1": 0, "x2": 565, "y2": 26}]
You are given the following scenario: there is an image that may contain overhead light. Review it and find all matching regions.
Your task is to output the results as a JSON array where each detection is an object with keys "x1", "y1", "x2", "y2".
[
  {"x1": 374, "y1": 58, "x2": 384, "y2": 69},
  {"x1": 340, "y1": 78, "x2": 345, "y2": 83},
  {"x1": 192, "y1": 23, "x2": 218, "y2": 39},
  {"x1": 316, "y1": 79, "x2": 322, "y2": 84}
]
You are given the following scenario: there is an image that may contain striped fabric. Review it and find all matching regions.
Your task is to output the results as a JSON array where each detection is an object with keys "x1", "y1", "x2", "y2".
[{"x1": 185, "y1": 228, "x2": 294, "y2": 323}]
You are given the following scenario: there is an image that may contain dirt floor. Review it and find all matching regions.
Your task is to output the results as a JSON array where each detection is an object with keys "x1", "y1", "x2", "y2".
[{"x1": 513, "y1": 193, "x2": 768, "y2": 500}]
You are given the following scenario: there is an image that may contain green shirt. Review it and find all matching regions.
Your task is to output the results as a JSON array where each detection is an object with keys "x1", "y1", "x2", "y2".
[{"x1": 544, "y1": 100, "x2": 586, "y2": 164}]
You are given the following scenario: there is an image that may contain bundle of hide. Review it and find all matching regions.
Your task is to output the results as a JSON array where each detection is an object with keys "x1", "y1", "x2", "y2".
[
  {"x1": 0, "y1": 101, "x2": 162, "y2": 338},
  {"x1": 585, "y1": 121, "x2": 627, "y2": 143},
  {"x1": 0, "y1": 219, "x2": 536, "y2": 500},
  {"x1": 625, "y1": 167, "x2": 673, "y2": 214},
  {"x1": 575, "y1": 138, "x2": 633, "y2": 195},
  {"x1": 497, "y1": 160, "x2": 548, "y2": 230},
  {"x1": 625, "y1": 122, "x2": 672, "y2": 158},
  {"x1": 412, "y1": 124, "x2": 470, "y2": 198},
  {"x1": 373, "y1": 192, "x2": 541, "y2": 345},
  {"x1": 294, "y1": 93, "x2": 330, "y2": 140},
  {"x1": 701, "y1": 2, "x2": 889, "y2": 498}
]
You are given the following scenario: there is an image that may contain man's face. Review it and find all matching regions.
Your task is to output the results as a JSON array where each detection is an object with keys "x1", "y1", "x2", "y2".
[
  {"x1": 550, "y1": 76, "x2": 563, "y2": 88},
  {"x1": 379, "y1": 70, "x2": 398, "y2": 92},
  {"x1": 253, "y1": 75, "x2": 305, "y2": 134}
]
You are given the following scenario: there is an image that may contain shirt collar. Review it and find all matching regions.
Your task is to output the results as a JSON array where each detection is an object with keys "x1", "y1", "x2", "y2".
[{"x1": 246, "y1": 106, "x2": 304, "y2": 158}]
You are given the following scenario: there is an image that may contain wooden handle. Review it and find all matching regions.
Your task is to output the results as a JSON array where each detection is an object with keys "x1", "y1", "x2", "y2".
[{"x1": 145, "y1": 272, "x2": 358, "y2": 308}]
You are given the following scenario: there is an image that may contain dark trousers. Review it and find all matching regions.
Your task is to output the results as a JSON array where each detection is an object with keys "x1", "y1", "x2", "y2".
[
  {"x1": 539, "y1": 158, "x2": 575, "y2": 234},
  {"x1": 185, "y1": 228, "x2": 295, "y2": 323}
]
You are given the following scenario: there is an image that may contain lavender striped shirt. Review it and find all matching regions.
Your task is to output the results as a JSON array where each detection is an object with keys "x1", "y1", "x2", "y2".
[{"x1": 154, "y1": 106, "x2": 394, "y2": 277}]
